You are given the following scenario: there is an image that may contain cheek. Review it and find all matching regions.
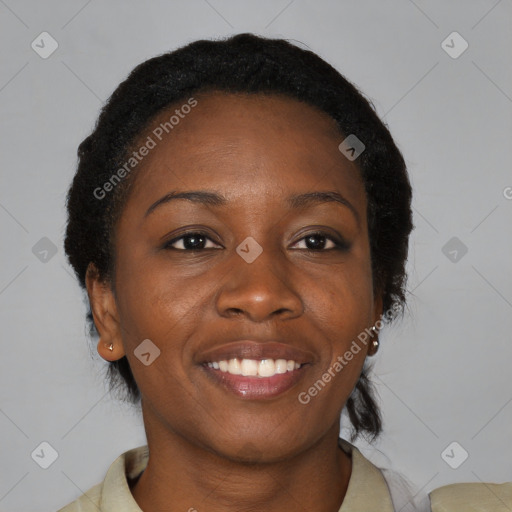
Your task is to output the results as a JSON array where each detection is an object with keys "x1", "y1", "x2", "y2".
[
  {"x1": 113, "y1": 267, "x2": 200, "y2": 408},
  {"x1": 296, "y1": 282, "x2": 371, "y2": 427},
  {"x1": 300, "y1": 257, "x2": 374, "y2": 397},
  {"x1": 113, "y1": 257, "x2": 215, "y2": 381},
  {"x1": 115, "y1": 251, "x2": 199, "y2": 333},
  {"x1": 308, "y1": 258, "x2": 375, "y2": 339}
]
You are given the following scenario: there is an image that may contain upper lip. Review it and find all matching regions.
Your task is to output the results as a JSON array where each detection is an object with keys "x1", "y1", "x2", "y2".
[{"x1": 197, "y1": 340, "x2": 315, "y2": 365}]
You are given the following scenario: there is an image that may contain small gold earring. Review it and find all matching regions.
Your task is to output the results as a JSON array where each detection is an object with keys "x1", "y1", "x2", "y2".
[{"x1": 107, "y1": 343, "x2": 114, "y2": 352}]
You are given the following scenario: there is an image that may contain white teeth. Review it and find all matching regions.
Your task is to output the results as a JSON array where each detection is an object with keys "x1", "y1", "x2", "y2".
[
  {"x1": 258, "y1": 359, "x2": 275, "y2": 377},
  {"x1": 241, "y1": 359, "x2": 258, "y2": 376},
  {"x1": 208, "y1": 358, "x2": 302, "y2": 378},
  {"x1": 275, "y1": 359, "x2": 288, "y2": 374},
  {"x1": 228, "y1": 358, "x2": 242, "y2": 375}
]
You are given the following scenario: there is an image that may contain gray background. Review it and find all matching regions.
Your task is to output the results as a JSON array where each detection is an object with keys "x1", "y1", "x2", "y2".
[{"x1": 1, "y1": 1, "x2": 511, "y2": 510}]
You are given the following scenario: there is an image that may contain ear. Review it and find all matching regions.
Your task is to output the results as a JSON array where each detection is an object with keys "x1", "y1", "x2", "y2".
[{"x1": 85, "y1": 263, "x2": 126, "y2": 361}]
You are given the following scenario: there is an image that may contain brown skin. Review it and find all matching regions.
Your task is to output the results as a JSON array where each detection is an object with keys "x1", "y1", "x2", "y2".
[{"x1": 86, "y1": 92, "x2": 383, "y2": 512}]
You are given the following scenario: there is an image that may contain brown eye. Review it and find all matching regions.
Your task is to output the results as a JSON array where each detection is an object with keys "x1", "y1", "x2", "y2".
[
  {"x1": 165, "y1": 231, "x2": 220, "y2": 250},
  {"x1": 292, "y1": 232, "x2": 349, "y2": 251}
]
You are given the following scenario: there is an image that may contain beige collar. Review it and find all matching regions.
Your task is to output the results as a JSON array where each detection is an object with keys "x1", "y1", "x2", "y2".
[{"x1": 79, "y1": 439, "x2": 395, "y2": 511}]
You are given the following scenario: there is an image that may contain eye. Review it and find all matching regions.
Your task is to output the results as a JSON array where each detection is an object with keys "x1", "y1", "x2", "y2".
[
  {"x1": 292, "y1": 231, "x2": 349, "y2": 251},
  {"x1": 164, "y1": 231, "x2": 221, "y2": 251},
  {"x1": 164, "y1": 230, "x2": 349, "y2": 252}
]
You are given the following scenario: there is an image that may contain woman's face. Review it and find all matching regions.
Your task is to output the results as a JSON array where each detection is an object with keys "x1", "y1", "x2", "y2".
[{"x1": 90, "y1": 92, "x2": 382, "y2": 461}]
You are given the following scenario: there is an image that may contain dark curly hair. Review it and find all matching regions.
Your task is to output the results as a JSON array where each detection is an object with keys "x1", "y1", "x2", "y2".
[{"x1": 64, "y1": 33, "x2": 413, "y2": 442}]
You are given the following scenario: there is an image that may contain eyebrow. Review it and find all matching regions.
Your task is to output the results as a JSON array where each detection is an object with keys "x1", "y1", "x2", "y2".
[{"x1": 144, "y1": 190, "x2": 359, "y2": 222}]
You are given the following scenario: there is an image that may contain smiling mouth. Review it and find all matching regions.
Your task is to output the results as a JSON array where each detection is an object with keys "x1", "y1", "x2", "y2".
[
  {"x1": 205, "y1": 357, "x2": 303, "y2": 378},
  {"x1": 201, "y1": 358, "x2": 310, "y2": 399},
  {"x1": 197, "y1": 340, "x2": 314, "y2": 399}
]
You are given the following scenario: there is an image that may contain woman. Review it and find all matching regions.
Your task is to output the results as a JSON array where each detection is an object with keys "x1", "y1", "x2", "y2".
[{"x1": 60, "y1": 33, "x2": 413, "y2": 511}]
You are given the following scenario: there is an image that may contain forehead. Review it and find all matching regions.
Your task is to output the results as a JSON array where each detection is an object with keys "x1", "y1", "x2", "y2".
[{"x1": 125, "y1": 92, "x2": 365, "y2": 211}]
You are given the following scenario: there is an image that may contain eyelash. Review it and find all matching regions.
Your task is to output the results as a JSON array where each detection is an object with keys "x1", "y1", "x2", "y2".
[{"x1": 164, "y1": 230, "x2": 349, "y2": 252}]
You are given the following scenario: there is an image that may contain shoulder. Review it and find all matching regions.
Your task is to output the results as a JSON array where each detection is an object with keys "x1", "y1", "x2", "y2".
[
  {"x1": 338, "y1": 438, "x2": 395, "y2": 511},
  {"x1": 340, "y1": 439, "x2": 432, "y2": 511},
  {"x1": 57, "y1": 482, "x2": 102, "y2": 511},
  {"x1": 430, "y1": 481, "x2": 512, "y2": 511},
  {"x1": 56, "y1": 445, "x2": 149, "y2": 511}
]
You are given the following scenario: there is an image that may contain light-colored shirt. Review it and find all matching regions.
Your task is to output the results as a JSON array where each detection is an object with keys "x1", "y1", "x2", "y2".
[
  {"x1": 57, "y1": 438, "x2": 395, "y2": 511},
  {"x1": 429, "y1": 482, "x2": 512, "y2": 511}
]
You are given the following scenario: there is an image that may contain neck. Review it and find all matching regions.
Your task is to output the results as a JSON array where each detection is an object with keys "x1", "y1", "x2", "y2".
[{"x1": 131, "y1": 404, "x2": 352, "y2": 512}]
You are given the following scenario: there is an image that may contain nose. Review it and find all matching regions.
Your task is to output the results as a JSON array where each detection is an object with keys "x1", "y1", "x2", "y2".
[{"x1": 215, "y1": 246, "x2": 304, "y2": 322}]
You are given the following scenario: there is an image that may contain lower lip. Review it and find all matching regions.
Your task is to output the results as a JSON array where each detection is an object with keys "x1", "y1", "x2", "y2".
[{"x1": 201, "y1": 364, "x2": 309, "y2": 400}]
